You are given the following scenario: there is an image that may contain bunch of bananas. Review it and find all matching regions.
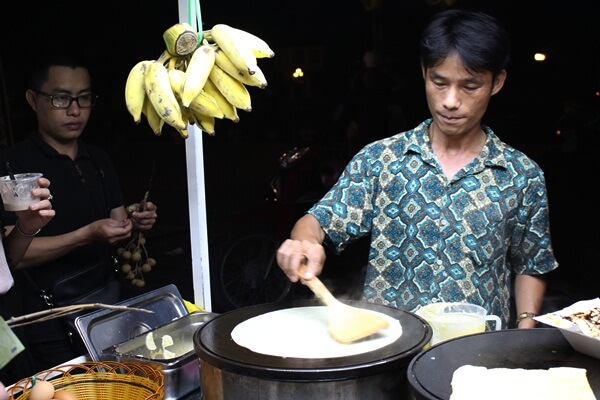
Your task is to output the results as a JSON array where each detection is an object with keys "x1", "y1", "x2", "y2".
[{"x1": 125, "y1": 22, "x2": 274, "y2": 138}]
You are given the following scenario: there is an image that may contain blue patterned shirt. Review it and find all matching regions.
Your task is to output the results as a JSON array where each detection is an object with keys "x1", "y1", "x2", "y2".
[{"x1": 309, "y1": 119, "x2": 558, "y2": 326}]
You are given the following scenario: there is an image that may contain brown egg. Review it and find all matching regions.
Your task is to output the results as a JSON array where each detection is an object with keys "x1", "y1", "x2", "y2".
[
  {"x1": 53, "y1": 389, "x2": 78, "y2": 400},
  {"x1": 28, "y1": 380, "x2": 55, "y2": 400}
]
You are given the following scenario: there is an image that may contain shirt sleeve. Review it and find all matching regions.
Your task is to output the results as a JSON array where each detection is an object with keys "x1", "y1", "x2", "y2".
[
  {"x1": 510, "y1": 171, "x2": 559, "y2": 275},
  {"x1": 309, "y1": 147, "x2": 377, "y2": 253}
]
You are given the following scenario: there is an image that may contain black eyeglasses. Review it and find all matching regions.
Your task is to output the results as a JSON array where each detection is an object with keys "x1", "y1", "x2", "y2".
[{"x1": 34, "y1": 90, "x2": 98, "y2": 109}]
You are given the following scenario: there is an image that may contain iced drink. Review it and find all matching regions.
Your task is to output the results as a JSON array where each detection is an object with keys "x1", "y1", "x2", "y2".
[{"x1": 0, "y1": 173, "x2": 43, "y2": 211}]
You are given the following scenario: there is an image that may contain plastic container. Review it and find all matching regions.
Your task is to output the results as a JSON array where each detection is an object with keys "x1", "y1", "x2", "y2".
[{"x1": 415, "y1": 302, "x2": 501, "y2": 346}]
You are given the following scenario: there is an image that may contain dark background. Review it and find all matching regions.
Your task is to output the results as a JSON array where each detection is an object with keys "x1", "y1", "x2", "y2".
[
  {"x1": 2, "y1": 0, "x2": 598, "y2": 142},
  {"x1": 1, "y1": 0, "x2": 599, "y2": 309}
]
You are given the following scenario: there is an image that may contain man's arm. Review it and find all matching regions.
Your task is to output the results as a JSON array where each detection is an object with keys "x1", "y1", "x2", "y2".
[
  {"x1": 277, "y1": 214, "x2": 327, "y2": 282},
  {"x1": 3, "y1": 178, "x2": 54, "y2": 268},
  {"x1": 514, "y1": 273, "x2": 547, "y2": 328},
  {"x1": 11, "y1": 206, "x2": 133, "y2": 270}
]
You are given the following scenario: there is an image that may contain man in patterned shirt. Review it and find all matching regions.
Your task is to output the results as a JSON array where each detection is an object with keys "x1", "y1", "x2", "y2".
[{"x1": 276, "y1": 9, "x2": 558, "y2": 329}]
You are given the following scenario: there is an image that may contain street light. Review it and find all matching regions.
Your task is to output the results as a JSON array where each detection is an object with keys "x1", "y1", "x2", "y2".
[{"x1": 292, "y1": 67, "x2": 304, "y2": 79}]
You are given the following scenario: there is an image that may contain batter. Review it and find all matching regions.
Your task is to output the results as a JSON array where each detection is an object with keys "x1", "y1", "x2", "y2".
[{"x1": 231, "y1": 306, "x2": 402, "y2": 359}]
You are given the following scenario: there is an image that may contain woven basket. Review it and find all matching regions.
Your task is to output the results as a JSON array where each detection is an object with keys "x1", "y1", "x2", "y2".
[{"x1": 7, "y1": 361, "x2": 164, "y2": 400}]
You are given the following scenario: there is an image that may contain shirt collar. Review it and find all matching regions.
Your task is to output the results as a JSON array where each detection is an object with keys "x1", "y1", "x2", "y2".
[
  {"x1": 29, "y1": 132, "x2": 89, "y2": 160},
  {"x1": 404, "y1": 119, "x2": 508, "y2": 170}
]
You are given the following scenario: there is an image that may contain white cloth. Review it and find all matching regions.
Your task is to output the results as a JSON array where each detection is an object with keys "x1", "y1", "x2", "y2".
[{"x1": 0, "y1": 240, "x2": 14, "y2": 294}]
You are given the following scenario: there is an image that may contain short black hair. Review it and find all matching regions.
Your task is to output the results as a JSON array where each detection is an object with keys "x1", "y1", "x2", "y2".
[
  {"x1": 420, "y1": 9, "x2": 510, "y2": 77},
  {"x1": 27, "y1": 53, "x2": 92, "y2": 91}
]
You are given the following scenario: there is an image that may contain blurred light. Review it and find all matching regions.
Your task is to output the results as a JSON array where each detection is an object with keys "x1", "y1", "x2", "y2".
[
  {"x1": 595, "y1": 91, "x2": 600, "y2": 97},
  {"x1": 292, "y1": 67, "x2": 304, "y2": 79},
  {"x1": 534, "y1": 53, "x2": 547, "y2": 62},
  {"x1": 556, "y1": 129, "x2": 561, "y2": 136}
]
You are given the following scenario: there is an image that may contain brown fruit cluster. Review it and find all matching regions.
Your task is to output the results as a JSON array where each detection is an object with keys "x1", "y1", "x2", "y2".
[{"x1": 116, "y1": 232, "x2": 156, "y2": 288}]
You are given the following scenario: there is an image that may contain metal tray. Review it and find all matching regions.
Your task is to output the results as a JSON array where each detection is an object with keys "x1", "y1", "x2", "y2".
[
  {"x1": 104, "y1": 311, "x2": 218, "y2": 400},
  {"x1": 75, "y1": 284, "x2": 188, "y2": 362},
  {"x1": 105, "y1": 311, "x2": 218, "y2": 361}
]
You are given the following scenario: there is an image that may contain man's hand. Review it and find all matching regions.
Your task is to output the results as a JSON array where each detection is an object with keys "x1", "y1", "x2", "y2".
[
  {"x1": 276, "y1": 239, "x2": 326, "y2": 282},
  {"x1": 87, "y1": 218, "x2": 133, "y2": 244},
  {"x1": 14, "y1": 177, "x2": 55, "y2": 233},
  {"x1": 129, "y1": 201, "x2": 157, "y2": 231}
]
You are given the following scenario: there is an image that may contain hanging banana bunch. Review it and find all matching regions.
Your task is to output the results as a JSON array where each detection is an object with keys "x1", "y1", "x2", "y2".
[{"x1": 124, "y1": 22, "x2": 274, "y2": 138}]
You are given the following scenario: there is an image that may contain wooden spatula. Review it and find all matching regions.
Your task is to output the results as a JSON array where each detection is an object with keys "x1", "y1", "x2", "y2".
[{"x1": 302, "y1": 276, "x2": 390, "y2": 343}]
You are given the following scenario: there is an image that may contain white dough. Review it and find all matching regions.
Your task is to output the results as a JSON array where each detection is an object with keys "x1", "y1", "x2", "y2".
[
  {"x1": 450, "y1": 365, "x2": 597, "y2": 400},
  {"x1": 231, "y1": 306, "x2": 402, "y2": 359}
]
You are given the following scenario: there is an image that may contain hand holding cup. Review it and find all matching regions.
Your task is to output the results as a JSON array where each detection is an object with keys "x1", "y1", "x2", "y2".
[{"x1": 7, "y1": 176, "x2": 55, "y2": 236}]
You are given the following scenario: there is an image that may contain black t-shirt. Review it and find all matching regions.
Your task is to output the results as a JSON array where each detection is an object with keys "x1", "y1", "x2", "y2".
[{"x1": 0, "y1": 133, "x2": 124, "y2": 341}]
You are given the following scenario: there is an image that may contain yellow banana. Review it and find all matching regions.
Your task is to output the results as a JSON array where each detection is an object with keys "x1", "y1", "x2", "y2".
[
  {"x1": 209, "y1": 24, "x2": 258, "y2": 75},
  {"x1": 190, "y1": 109, "x2": 216, "y2": 135},
  {"x1": 181, "y1": 41, "x2": 215, "y2": 107},
  {"x1": 180, "y1": 105, "x2": 194, "y2": 127},
  {"x1": 167, "y1": 56, "x2": 178, "y2": 71},
  {"x1": 125, "y1": 60, "x2": 150, "y2": 124},
  {"x1": 144, "y1": 61, "x2": 186, "y2": 130},
  {"x1": 209, "y1": 64, "x2": 252, "y2": 112},
  {"x1": 176, "y1": 127, "x2": 189, "y2": 139},
  {"x1": 188, "y1": 90, "x2": 224, "y2": 119},
  {"x1": 230, "y1": 27, "x2": 274, "y2": 59},
  {"x1": 169, "y1": 68, "x2": 222, "y2": 119},
  {"x1": 168, "y1": 68, "x2": 186, "y2": 96},
  {"x1": 214, "y1": 47, "x2": 267, "y2": 89},
  {"x1": 203, "y1": 78, "x2": 239, "y2": 123},
  {"x1": 142, "y1": 96, "x2": 164, "y2": 136}
]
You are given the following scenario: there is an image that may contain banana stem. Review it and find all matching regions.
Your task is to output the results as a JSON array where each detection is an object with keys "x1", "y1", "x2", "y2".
[{"x1": 157, "y1": 50, "x2": 172, "y2": 65}]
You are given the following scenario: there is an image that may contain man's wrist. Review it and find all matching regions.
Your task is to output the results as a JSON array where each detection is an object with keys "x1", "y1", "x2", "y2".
[
  {"x1": 15, "y1": 219, "x2": 41, "y2": 237},
  {"x1": 516, "y1": 311, "x2": 537, "y2": 326}
]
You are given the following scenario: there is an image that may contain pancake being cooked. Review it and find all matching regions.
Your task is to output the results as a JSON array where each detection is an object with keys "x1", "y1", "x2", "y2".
[{"x1": 231, "y1": 306, "x2": 402, "y2": 358}]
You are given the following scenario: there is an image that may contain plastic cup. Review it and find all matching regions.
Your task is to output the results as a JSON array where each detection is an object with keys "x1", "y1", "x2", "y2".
[
  {"x1": 0, "y1": 173, "x2": 43, "y2": 211},
  {"x1": 415, "y1": 302, "x2": 501, "y2": 346}
]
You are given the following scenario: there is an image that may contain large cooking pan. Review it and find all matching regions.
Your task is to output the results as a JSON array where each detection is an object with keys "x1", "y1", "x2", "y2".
[
  {"x1": 195, "y1": 299, "x2": 432, "y2": 400},
  {"x1": 407, "y1": 328, "x2": 600, "y2": 400}
]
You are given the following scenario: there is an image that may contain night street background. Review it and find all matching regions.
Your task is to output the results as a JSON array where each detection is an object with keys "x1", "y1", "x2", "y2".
[{"x1": 0, "y1": 0, "x2": 599, "y2": 310}]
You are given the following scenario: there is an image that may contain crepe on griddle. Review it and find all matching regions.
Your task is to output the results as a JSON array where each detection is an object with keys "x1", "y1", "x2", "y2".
[{"x1": 449, "y1": 365, "x2": 596, "y2": 400}]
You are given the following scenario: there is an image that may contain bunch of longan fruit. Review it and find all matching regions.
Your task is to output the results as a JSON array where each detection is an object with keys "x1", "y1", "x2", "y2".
[{"x1": 116, "y1": 231, "x2": 156, "y2": 288}]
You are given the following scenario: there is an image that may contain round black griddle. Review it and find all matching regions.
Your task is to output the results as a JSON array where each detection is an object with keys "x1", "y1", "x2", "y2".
[
  {"x1": 407, "y1": 328, "x2": 600, "y2": 400},
  {"x1": 194, "y1": 299, "x2": 432, "y2": 381}
]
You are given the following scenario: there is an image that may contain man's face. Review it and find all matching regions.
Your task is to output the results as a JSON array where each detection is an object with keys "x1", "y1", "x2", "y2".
[
  {"x1": 28, "y1": 66, "x2": 93, "y2": 144},
  {"x1": 423, "y1": 53, "x2": 506, "y2": 139}
]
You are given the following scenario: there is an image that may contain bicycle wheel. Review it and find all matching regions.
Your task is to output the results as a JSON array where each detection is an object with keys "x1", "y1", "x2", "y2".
[{"x1": 217, "y1": 232, "x2": 291, "y2": 310}]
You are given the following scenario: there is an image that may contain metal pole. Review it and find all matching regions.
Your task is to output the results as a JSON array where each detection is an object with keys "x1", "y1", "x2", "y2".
[{"x1": 178, "y1": 0, "x2": 212, "y2": 311}]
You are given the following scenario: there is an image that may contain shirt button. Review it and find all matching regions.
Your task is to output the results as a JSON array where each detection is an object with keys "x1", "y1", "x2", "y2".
[
  {"x1": 440, "y1": 220, "x2": 448, "y2": 227},
  {"x1": 436, "y1": 260, "x2": 443, "y2": 266}
]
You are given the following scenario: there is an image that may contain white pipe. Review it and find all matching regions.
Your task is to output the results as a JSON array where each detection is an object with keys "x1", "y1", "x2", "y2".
[{"x1": 178, "y1": 0, "x2": 212, "y2": 311}]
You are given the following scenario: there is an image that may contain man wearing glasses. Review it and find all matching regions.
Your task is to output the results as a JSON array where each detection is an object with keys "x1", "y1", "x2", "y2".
[{"x1": 0, "y1": 55, "x2": 158, "y2": 374}]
